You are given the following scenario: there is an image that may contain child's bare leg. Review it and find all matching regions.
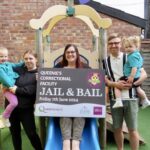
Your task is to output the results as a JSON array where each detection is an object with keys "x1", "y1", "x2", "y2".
[
  {"x1": 136, "y1": 86, "x2": 147, "y2": 100},
  {"x1": 136, "y1": 87, "x2": 150, "y2": 108},
  {"x1": 113, "y1": 88, "x2": 123, "y2": 108},
  {"x1": 115, "y1": 88, "x2": 122, "y2": 99}
]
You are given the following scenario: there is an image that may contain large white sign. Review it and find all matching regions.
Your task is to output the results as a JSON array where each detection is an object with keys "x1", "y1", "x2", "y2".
[{"x1": 35, "y1": 68, "x2": 105, "y2": 118}]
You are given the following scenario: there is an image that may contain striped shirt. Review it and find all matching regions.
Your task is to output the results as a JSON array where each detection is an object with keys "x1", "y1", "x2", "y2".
[{"x1": 103, "y1": 52, "x2": 137, "y2": 100}]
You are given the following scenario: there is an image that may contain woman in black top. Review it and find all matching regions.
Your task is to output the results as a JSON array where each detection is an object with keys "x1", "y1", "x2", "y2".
[{"x1": 8, "y1": 50, "x2": 43, "y2": 150}]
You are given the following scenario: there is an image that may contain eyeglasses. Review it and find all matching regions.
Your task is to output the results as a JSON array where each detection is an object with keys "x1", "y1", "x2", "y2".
[
  {"x1": 66, "y1": 51, "x2": 76, "y2": 54},
  {"x1": 108, "y1": 42, "x2": 121, "y2": 46}
]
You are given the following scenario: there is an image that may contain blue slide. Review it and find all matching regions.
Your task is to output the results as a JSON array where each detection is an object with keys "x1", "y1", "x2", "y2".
[{"x1": 45, "y1": 117, "x2": 101, "y2": 150}]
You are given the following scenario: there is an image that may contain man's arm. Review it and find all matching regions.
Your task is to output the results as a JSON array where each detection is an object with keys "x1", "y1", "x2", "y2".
[
  {"x1": 134, "y1": 68, "x2": 147, "y2": 86},
  {"x1": 105, "y1": 77, "x2": 131, "y2": 90}
]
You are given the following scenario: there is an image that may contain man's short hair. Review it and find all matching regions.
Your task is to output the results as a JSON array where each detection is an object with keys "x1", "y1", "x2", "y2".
[{"x1": 108, "y1": 33, "x2": 121, "y2": 42}]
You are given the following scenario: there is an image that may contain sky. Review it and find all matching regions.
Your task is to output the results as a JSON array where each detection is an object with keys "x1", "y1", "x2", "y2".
[{"x1": 93, "y1": 0, "x2": 144, "y2": 18}]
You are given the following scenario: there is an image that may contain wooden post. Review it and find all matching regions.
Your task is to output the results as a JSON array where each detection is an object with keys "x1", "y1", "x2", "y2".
[
  {"x1": 98, "y1": 28, "x2": 107, "y2": 68},
  {"x1": 98, "y1": 28, "x2": 107, "y2": 150},
  {"x1": 67, "y1": 0, "x2": 74, "y2": 7},
  {"x1": 36, "y1": 28, "x2": 44, "y2": 68},
  {"x1": 67, "y1": 0, "x2": 75, "y2": 16},
  {"x1": 36, "y1": 29, "x2": 46, "y2": 148}
]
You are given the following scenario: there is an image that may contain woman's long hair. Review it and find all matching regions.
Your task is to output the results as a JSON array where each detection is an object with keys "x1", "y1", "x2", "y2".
[{"x1": 60, "y1": 44, "x2": 83, "y2": 68}]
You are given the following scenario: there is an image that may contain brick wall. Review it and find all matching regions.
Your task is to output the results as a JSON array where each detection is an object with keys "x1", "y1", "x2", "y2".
[
  {"x1": 0, "y1": 0, "x2": 143, "y2": 106},
  {"x1": 141, "y1": 40, "x2": 150, "y2": 99}
]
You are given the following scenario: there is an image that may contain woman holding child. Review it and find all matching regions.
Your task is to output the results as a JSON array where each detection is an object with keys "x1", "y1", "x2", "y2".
[{"x1": 6, "y1": 50, "x2": 43, "y2": 150}]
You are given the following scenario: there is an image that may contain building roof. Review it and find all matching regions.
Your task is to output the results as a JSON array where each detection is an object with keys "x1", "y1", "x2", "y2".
[{"x1": 74, "y1": 0, "x2": 146, "y2": 29}]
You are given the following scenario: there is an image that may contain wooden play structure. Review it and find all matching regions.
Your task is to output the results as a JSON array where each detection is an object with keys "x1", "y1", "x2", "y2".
[{"x1": 29, "y1": 0, "x2": 112, "y2": 149}]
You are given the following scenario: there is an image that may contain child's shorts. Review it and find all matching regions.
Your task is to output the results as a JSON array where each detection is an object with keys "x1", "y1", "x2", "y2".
[{"x1": 119, "y1": 76, "x2": 140, "y2": 88}]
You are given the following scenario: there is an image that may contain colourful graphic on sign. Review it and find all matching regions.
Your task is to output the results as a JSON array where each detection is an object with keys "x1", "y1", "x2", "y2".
[
  {"x1": 87, "y1": 72, "x2": 103, "y2": 88},
  {"x1": 93, "y1": 107, "x2": 102, "y2": 115},
  {"x1": 88, "y1": 73, "x2": 100, "y2": 86}
]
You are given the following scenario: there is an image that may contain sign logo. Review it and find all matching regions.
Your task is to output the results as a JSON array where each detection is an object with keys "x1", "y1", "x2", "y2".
[
  {"x1": 80, "y1": 106, "x2": 90, "y2": 115},
  {"x1": 39, "y1": 105, "x2": 47, "y2": 113},
  {"x1": 93, "y1": 106, "x2": 102, "y2": 115},
  {"x1": 88, "y1": 72, "x2": 101, "y2": 87}
]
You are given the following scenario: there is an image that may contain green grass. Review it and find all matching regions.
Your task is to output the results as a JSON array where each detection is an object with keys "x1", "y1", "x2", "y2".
[
  {"x1": 1, "y1": 129, "x2": 37, "y2": 150},
  {"x1": 0, "y1": 119, "x2": 38, "y2": 150},
  {"x1": 106, "y1": 107, "x2": 150, "y2": 150},
  {"x1": 0, "y1": 108, "x2": 38, "y2": 150},
  {"x1": 138, "y1": 108, "x2": 150, "y2": 150},
  {"x1": 0, "y1": 108, "x2": 150, "y2": 150}
]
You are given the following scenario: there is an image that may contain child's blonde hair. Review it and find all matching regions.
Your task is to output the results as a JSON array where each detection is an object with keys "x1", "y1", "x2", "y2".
[
  {"x1": 122, "y1": 36, "x2": 141, "y2": 49},
  {"x1": 0, "y1": 47, "x2": 8, "y2": 53}
]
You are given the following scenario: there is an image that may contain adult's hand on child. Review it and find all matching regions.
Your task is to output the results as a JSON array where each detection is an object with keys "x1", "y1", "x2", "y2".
[
  {"x1": 115, "y1": 80, "x2": 127, "y2": 90},
  {"x1": 9, "y1": 85, "x2": 17, "y2": 94},
  {"x1": 116, "y1": 80, "x2": 132, "y2": 90}
]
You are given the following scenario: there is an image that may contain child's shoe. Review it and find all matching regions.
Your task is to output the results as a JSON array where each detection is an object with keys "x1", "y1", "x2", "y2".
[
  {"x1": 3, "y1": 118, "x2": 11, "y2": 127},
  {"x1": 113, "y1": 99, "x2": 123, "y2": 108},
  {"x1": 0, "y1": 118, "x2": 5, "y2": 128},
  {"x1": 142, "y1": 99, "x2": 150, "y2": 109},
  {"x1": 0, "y1": 115, "x2": 11, "y2": 127}
]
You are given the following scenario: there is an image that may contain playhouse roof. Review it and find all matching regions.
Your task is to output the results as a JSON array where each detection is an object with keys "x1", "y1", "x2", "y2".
[{"x1": 74, "y1": 0, "x2": 146, "y2": 29}]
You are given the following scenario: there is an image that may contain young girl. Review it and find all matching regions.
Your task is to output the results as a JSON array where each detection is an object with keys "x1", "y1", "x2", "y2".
[
  {"x1": 113, "y1": 36, "x2": 150, "y2": 108},
  {"x1": 0, "y1": 47, "x2": 23, "y2": 128}
]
